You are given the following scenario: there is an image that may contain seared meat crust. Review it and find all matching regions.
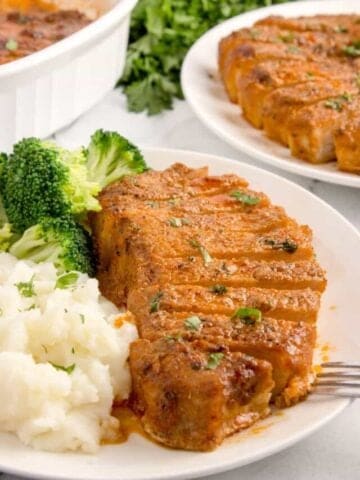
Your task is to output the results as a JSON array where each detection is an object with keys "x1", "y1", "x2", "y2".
[
  {"x1": 219, "y1": 14, "x2": 360, "y2": 172},
  {"x1": 92, "y1": 164, "x2": 326, "y2": 450}
]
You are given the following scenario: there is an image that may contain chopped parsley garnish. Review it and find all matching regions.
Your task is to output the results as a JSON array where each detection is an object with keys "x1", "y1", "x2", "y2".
[
  {"x1": 184, "y1": 315, "x2": 202, "y2": 331},
  {"x1": 80, "y1": 314, "x2": 85, "y2": 324},
  {"x1": 356, "y1": 74, "x2": 360, "y2": 88},
  {"x1": 25, "y1": 304, "x2": 36, "y2": 311},
  {"x1": 249, "y1": 28, "x2": 260, "y2": 39},
  {"x1": 278, "y1": 31, "x2": 295, "y2": 43},
  {"x1": 50, "y1": 362, "x2": 76, "y2": 374},
  {"x1": 150, "y1": 291, "x2": 163, "y2": 313},
  {"x1": 15, "y1": 275, "x2": 35, "y2": 298},
  {"x1": 287, "y1": 45, "x2": 300, "y2": 54},
  {"x1": 343, "y1": 42, "x2": 360, "y2": 57},
  {"x1": 145, "y1": 201, "x2": 159, "y2": 208},
  {"x1": 324, "y1": 93, "x2": 353, "y2": 112},
  {"x1": 232, "y1": 307, "x2": 262, "y2": 325},
  {"x1": 230, "y1": 190, "x2": 260, "y2": 206},
  {"x1": 168, "y1": 217, "x2": 190, "y2": 227},
  {"x1": 56, "y1": 272, "x2": 79, "y2": 289},
  {"x1": 334, "y1": 25, "x2": 348, "y2": 33},
  {"x1": 206, "y1": 352, "x2": 224, "y2": 370},
  {"x1": 165, "y1": 333, "x2": 182, "y2": 342},
  {"x1": 264, "y1": 238, "x2": 298, "y2": 253},
  {"x1": 189, "y1": 239, "x2": 212, "y2": 266},
  {"x1": 6, "y1": 38, "x2": 18, "y2": 52},
  {"x1": 71, "y1": 347, "x2": 75, "y2": 354},
  {"x1": 168, "y1": 198, "x2": 180, "y2": 207},
  {"x1": 305, "y1": 72, "x2": 314, "y2": 79},
  {"x1": 210, "y1": 284, "x2": 227, "y2": 295}
]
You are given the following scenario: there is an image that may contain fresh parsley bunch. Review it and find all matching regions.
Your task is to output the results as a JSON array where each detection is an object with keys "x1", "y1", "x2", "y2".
[{"x1": 119, "y1": 0, "x2": 292, "y2": 115}]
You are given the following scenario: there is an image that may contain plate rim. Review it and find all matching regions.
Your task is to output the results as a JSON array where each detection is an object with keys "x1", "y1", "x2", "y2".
[
  {"x1": 0, "y1": 146, "x2": 358, "y2": 480},
  {"x1": 181, "y1": 0, "x2": 360, "y2": 189}
]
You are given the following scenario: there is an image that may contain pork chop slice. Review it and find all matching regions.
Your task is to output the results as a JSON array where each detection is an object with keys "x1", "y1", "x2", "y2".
[
  {"x1": 286, "y1": 93, "x2": 360, "y2": 164},
  {"x1": 128, "y1": 284, "x2": 320, "y2": 324},
  {"x1": 130, "y1": 337, "x2": 273, "y2": 451},
  {"x1": 121, "y1": 255, "x2": 327, "y2": 293},
  {"x1": 129, "y1": 305, "x2": 315, "y2": 406},
  {"x1": 238, "y1": 58, "x2": 355, "y2": 128},
  {"x1": 262, "y1": 78, "x2": 359, "y2": 144},
  {"x1": 334, "y1": 107, "x2": 360, "y2": 174},
  {"x1": 255, "y1": 15, "x2": 360, "y2": 34}
]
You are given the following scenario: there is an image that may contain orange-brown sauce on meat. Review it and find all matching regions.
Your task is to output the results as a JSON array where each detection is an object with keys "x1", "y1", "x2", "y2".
[
  {"x1": 0, "y1": 1, "x2": 91, "y2": 65},
  {"x1": 102, "y1": 404, "x2": 147, "y2": 445}
]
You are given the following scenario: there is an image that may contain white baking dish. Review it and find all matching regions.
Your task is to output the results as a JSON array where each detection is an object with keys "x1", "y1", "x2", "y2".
[{"x1": 0, "y1": 0, "x2": 137, "y2": 151}]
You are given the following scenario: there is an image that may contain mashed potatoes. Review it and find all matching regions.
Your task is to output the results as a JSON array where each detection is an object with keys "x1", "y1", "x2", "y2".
[{"x1": 0, "y1": 253, "x2": 137, "y2": 453}]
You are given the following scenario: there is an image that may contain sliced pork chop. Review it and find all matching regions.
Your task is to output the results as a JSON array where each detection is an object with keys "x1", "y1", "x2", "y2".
[
  {"x1": 130, "y1": 338, "x2": 273, "y2": 451},
  {"x1": 91, "y1": 165, "x2": 326, "y2": 451},
  {"x1": 237, "y1": 58, "x2": 356, "y2": 128},
  {"x1": 262, "y1": 78, "x2": 358, "y2": 145}
]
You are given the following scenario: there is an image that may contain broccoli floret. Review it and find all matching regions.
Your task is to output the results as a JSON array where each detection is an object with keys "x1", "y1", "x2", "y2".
[
  {"x1": 0, "y1": 154, "x2": 18, "y2": 251},
  {"x1": 9, "y1": 216, "x2": 94, "y2": 275},
  {"x1": 85, "y1": 129, "x2": 149, "y2": 189},
  {"x1": 2, "y1": 138, "x2": 101, "y2": 232},
  {"x1": 0, "y1": 223, "x2": 17, "y2": 252}
]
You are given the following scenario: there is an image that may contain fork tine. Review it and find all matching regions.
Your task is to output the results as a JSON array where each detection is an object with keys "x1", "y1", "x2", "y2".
[
  {"x1": 312, "y1": 391, "x2": 360, "y2": 398},
  {"x1": 321, "y1": 362, "x2": 360, "y2": 369},
  {"x1": 316, "y1": 380, "x2": 360, "y2": 388},
  {"x1": 317, "y1": 372, "x2": 360, "y2": 379}
]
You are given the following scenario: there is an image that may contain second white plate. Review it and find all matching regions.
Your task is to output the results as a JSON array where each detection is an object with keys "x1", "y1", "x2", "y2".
[{"x1": 181, "y1": 0, "x2": 360, "y2": 188}]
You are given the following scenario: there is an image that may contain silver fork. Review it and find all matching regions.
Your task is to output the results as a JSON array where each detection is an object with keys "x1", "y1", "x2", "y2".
[{"x1": 314, "y1": 362, "x2": 360, "y2": 398}]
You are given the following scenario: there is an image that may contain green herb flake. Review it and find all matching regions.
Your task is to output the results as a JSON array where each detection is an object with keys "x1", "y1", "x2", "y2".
[
  {"x1": 145, "y1": 201, "x2": 159, "y2": 208},
  {"x1": 189, "y1": 239, "x2": 212, "y2": 266},
  {"x1": 206, "y1": 352, "x2": 224, "y2": 370},
  {"x1": 210, "y1": 284, "x2": 227, "y2": 295},
  {"x1": 184, "y1": 315, "x2": 202, "y2": 331},
  {"x1": 232, "y1": 307, "x2": 262, "y2": 326},
  {"x1": 80, "y1": 314, "x2": 85, "y2": 324},
  {"x1": 71, "y1": 347, "x2": 75, "y2": 354},
  {"x1": 305, "y1": 72, "x2": 314, "y2": 79},
  {"x1": 168, "y1": 217, "x2": 190, "y2": 227},
  {"x1": 6, "y1": 38, "x2": 18, "y2": 52},
  {"x1": 343, "y1": 44, "x2": 360, "y2": 57},
  {"x1": 230, "y1": 190, "x2": 260, "y2": 206},
  {"x1": 249, "y1": 28, "x2": 260, "y2": 39},
  {"x1": 56, "y1": 272, "x2": 79, "y2": 289},
  {"x1": 165, "y1": 333, "x2": 182, "y2": 342},
  {"x1": 264, "y1": 238, "x2": 298, "y2": 253},
  {"x1": 334, "y1": 25, "x2": 348, "y2": 33},
  {"x1": 25, "y1": 304, "x2": 36, "y2": 311},
  {"x1": 150, "y1": 291, "x2": 163, "y2": 313},
  {"x1": 167, "y1": 198, "x2": 180, "y2": 207},
  {"x1": 50, "y1": 362, "x2": 76, "y2": 374},
  {"x1": 325, "y1": 92, "x2": 353, "y2": 111},
  {"x1": 15, "y1": 275, "x2": 35, "y2": 298},
  {"x1": 287, "y1": 45, "x2": 300, "y2": 54},
  {"x1": 278, "y1": 31, "x2": 295, "y2": 43}
]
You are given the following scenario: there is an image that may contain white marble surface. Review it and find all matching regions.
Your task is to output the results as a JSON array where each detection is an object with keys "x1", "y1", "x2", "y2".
[{"x1": 5, "y1": 90, "x2": 360, "y2": 480}]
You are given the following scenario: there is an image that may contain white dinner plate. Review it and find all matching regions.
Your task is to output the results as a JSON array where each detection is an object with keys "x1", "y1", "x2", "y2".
[
  {"x1": 181, "y1": 0, "x2": 360, "y2": 188},
  {"x1": 0, "y1": 148, "x2": 359, "y2": 480}
]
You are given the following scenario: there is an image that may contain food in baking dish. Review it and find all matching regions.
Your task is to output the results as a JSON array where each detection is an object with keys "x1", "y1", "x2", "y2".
[{"x1": 0, "y1": 6, "x2": 91, "y2": 65}]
